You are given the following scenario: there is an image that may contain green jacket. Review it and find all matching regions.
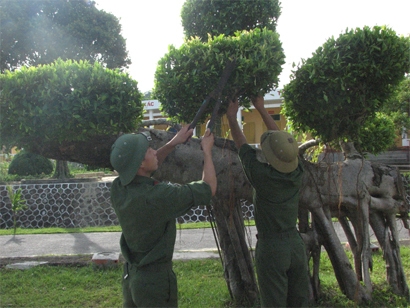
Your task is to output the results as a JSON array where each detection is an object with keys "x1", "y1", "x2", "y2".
[
  {"x1": 239, "y1": 144, "x2": 304, "y2": 235},
  {"x1": 111, "y1": 175, "x2": 212, "y2": 268}
]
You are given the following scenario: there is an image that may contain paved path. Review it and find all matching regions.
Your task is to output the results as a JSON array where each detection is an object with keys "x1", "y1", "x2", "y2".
[
  {"x1": 0, "y1": 227, "x2": 229, "y2": 260},
  {"x1": 1, "y1": 223, "x2": 408, "y2": 260}
]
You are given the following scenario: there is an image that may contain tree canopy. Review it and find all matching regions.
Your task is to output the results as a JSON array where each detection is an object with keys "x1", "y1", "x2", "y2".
[
  {"x1": 282, "y1": 26, "x2": 410, "y2": 153},
  {"x1": 0, "y1": 0, "x2": 131, "y2": 73},
  {"x1": 181, "y1": 0, "x2": 281, "y2": 41},
  {"x1": 0, "y1": 59, "x2": 143, "y2": 152},
  {"x1": 153, "y1": 28, "x2": 284, "y2": 124}
]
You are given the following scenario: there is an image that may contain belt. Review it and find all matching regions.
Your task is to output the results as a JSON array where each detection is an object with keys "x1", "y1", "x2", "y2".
[{"x1": 256, "y1": 228, "x2": 298, "y2": 240}]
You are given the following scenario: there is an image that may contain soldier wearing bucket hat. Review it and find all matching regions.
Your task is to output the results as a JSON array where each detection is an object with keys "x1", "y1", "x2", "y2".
[
  {"x1": 110, "y1": 125, "x2": 216, "y2": 307},
  {"x1": 260, "y1": 130, "x2": 299, "y2": 173},
  {"x1": 226, "y1": 96, "x2": 309, "y2": 308}
]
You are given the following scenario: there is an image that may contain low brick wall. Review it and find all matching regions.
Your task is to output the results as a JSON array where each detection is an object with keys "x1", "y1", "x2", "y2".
[{"x1": 0, "y1": 179, "x2": 255, "y2": 229}]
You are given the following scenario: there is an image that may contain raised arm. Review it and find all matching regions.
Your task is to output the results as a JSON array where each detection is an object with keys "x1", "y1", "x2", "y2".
[
  {"x1": 251, "y1": 95, "x2": 279, "y2": 131},
  {"x1": 200, "y1": 129, "x2": 217, "y2": 196},
  {"x1": 156, "y1": 125, "x2": 194, "y2": 166},
  {"x1": 226, "y1": 98, "x2": 247, "y2": 149}
]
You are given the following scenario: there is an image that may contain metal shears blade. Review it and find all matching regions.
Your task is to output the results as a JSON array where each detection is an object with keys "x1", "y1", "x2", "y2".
[{"x1": 189, "y1": 59, "x2": 237, "y2": 131}]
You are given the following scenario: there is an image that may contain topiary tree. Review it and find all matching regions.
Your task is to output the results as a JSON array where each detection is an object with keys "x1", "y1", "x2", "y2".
[
  {"x1": 282, "y1": 26, "x2": 410, "y2": 154},
  {"x1": 0, "y1": 59, "x2": 144, "y2": 168},
  {"x1": 181, "y1": 0, "x2": 281, "y2": 41},
  {"x1": 281, "y1": 26, "x2": 410, "y2": 301},
  {"x1": 1, "y1": 0, "x2": 132, "y2": 178},
  {"x1": 8, "y1": 151, "x2": 54, "y2": 177}
]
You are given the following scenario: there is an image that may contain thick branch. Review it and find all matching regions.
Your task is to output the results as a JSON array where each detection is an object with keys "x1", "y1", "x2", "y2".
[
  {"x1": 299, "y1": 139, "x2": 320, "y2": 156},
  {"x1": 141, "y1": 118, "x2": 181, "y2": 129}
]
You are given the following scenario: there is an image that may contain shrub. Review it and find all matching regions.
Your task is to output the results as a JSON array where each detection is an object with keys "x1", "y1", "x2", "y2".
[{"x1": 8, "y1": 151, "x2": 54, "y2": 176}]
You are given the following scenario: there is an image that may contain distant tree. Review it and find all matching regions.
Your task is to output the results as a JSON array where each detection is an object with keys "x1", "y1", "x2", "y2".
[
  {"x1": 181, "y1": 0, "x2": 280, "y2": 41},
  {"x1": 0, "y1": 60, "x2": 143, "y2": 168},
  {"x1": 143, "y1": 91, "x2": 152, "y2": 100},
  {"x1": 282, "y1": 26, "x2": 410, "y2": 154},
  {"x1": 358, "y1": 112, "x2": 396, "y2": 154},
  {"x1": 0, "y1": 0, "x2": 131, "y2": 73},
  {"x1": 381, "y1": 76, "x2": 410, "y2": 137}
]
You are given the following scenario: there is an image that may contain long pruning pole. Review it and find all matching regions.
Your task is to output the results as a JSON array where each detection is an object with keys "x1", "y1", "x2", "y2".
[
  {"x1": 191, "y1": 60, "x2": 237, "y2": 299},
  {"x1": 206, "y1": 203, "x2": 234, "y2": 300},
  {"x1": 189, "y1": 59, "x2": 237, "y2": 130}
]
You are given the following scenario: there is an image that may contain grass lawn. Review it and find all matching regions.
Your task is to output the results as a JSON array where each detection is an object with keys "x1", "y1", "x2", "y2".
[{"x1": 1, "y1": 247, "x2": 409, "y2": 307}]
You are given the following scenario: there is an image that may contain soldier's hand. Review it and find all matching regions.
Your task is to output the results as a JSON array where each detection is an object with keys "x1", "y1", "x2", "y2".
[{"x1": 201, "y1": 129, "x2": 214, "y2": 153}]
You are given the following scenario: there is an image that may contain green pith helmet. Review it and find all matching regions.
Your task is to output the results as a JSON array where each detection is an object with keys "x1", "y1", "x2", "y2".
[
  {"x1": 260, "y1": 130, "x2": 299, "y2": 173},
  {"x1": 110, "y1": 133, "x2": 149, "y2": 186}
]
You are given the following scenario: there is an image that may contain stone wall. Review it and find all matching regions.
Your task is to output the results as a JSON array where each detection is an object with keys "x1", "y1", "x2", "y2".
[
  {"x1": 2, "y1": 174, "x2": 408, "y2": 230},
  {"x1": 0, "y1": 179, "x2": 255, "y2": 229}
]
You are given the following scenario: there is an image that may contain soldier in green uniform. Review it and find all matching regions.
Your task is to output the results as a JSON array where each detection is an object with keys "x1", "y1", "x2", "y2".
[
  {"x1": 226, "y1": 96, "x2": 309, "y2": 307},
  {"x1": 110, "y1": 125, "x2": 216, "y2": 308}
]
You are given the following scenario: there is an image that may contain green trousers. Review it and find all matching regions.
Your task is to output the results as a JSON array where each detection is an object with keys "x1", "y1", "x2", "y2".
[
  {"x1": 256, "y1": 232, "x2": 309, "y2": 307},
  {"x1": 122, "y1": 262, "x2": 177, "y2": 307}
]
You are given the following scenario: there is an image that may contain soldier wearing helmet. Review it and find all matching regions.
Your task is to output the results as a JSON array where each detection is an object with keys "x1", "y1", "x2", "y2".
[{"x1": 110, "y1": 125, "x2": 216, "y2": 307}]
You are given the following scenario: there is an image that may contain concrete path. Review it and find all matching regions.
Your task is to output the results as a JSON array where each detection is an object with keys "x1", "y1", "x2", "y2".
[
  {"x1": 1, "y1": 223, "x2": 408, "y2": 260},
  {"x1": 0, "y1": 226, "x2": 227, "y2": 260}
]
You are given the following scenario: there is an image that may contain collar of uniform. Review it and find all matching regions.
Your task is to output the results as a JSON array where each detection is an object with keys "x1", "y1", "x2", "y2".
[{"x1": 133, "y1": 175, "x2": 158, "y2": 185}]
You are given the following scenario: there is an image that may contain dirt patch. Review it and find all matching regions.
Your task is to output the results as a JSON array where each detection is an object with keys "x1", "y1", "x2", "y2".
[{"x1": 0, "y1": 254, "x2": 126, "y2": 268}]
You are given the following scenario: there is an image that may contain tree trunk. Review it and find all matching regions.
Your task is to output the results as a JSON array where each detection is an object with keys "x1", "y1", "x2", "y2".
[
  {"x1": 309, "y1": 205, "x2": 372, "y2": 302},
  {"x1": 370, "y1": 211, "x2": 409, "y2": 296},
  {"x1": 53, "y1": 160, "x2": 71, "y2": 179},
  {"x1": 301, "y1": 141, "x2": 409, "y2": 302},
  {"x1": 52, "y1": 160, "x2": 70, "y2": 179},
  {"x1": 211, "y1": 198, "x2": 259, "y2": 306}
]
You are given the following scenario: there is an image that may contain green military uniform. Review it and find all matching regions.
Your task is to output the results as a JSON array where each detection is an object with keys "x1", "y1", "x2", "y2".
[
  {"x1": 111, "y1": 175, "x2": 212, "y2": 308},
  {"x1": 239, "y1": 144, "x2": 309, "y2": 307}
]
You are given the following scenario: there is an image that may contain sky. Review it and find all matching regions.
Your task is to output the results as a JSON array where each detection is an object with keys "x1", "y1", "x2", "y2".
[{"x1": 95, "y1": 0, "x2": 410, "y2": 93}]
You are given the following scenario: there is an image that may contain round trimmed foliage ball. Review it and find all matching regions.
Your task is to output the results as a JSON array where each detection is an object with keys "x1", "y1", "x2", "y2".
[{"x1": 8, "y1": 151, "x2": 54, "y2": 176}]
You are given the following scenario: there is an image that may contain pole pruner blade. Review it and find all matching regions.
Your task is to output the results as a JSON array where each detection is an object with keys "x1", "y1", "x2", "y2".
[{"x1": 189, "y1": 59, "x2": 237, "y2": 131}]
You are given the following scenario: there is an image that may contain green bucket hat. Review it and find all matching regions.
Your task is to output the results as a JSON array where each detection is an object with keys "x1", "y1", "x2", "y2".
[
  {"x1": 110, "y1": 133, "x2": 150, "y2": 186},
  {"x1": 260, "y1": 130, "x2": 299, "y2": 173}
]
